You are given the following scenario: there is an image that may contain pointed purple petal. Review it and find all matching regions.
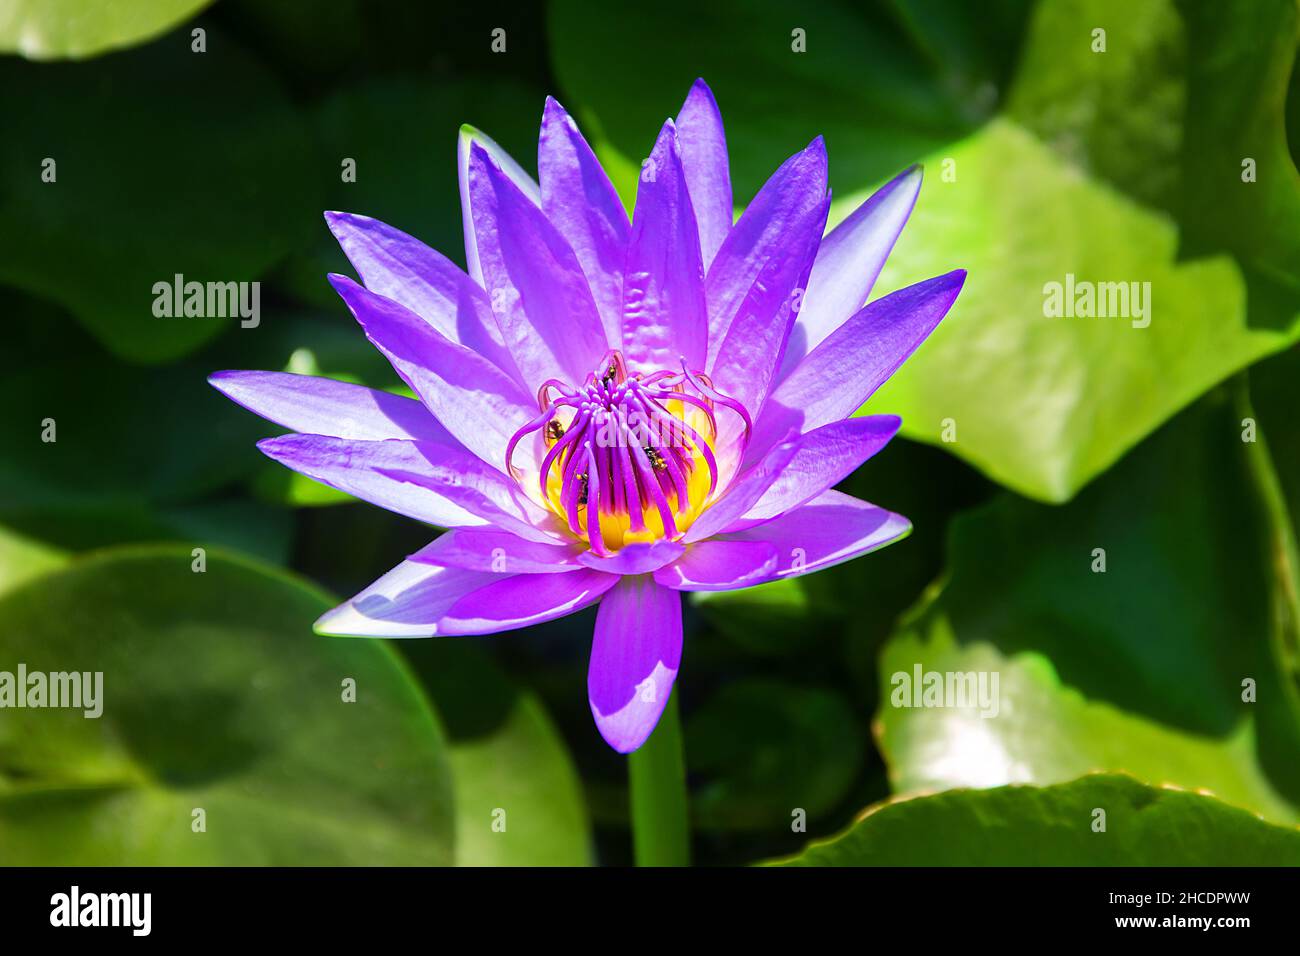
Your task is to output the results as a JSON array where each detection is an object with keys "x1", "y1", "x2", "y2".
[
  {"x1": 722, "y1": 489, "x2": 911, "y2": 581},
  {"x1": 737, "y1": 415, "x2": 900, "y2": 526},
  {"x1": 208, "y1": 370, "x2": 454, "y2": 444},
  {"x1": 324, "y1": 211, "x2": 521, "y2": 383},
  {"x1": 709, "y1": 190, "x2": 828, "y2": 427},
  {"x1": 779, "y1": 165, "x2": 923, "y2": 377},
  {"x1": 468, "y1": 141, "x2": 609, "y2": 386},
  {"x1": 437, "y1": 568, "x2": 618, "y2": 635},
  {"x1": 539, "y1": 97, "x2": 630, "y2": 347},
  {"x1": 315, "y1": 558, "x2": 499, "y2": 638},
  {"x1": 409, "y1": 529, "x2": 581, "y2": 574},
  {"x1": 653, "y1": 539, "x2": 777, "y2": 591},
  {"x1": 329, "y1": 274, "x2": 539, "y2": 475},
  {"x1": 256, "y1": 434, "x2": 561, "y2": 543},
  {"x1": 675, "y1": 78, "x2": 733, "y2": 269},
  {"x1": 751, "y1": 270, "x2": 965, "y2": 460},
  {"x1": 458, "y1": 124, "x2": 540, "y2": 287},
  {"x1": 588, "y1": 575, "x2": 683, "y2": 753},
  {"x1": 621, "y1": 120, "x2": 708, "y2": 372},
  {"x1": 704, "y1": 137, "x2": 828, "y2": 367}
]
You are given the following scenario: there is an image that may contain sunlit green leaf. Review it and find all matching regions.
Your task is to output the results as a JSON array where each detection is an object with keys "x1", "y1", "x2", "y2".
[
  {"x1": 403, "y1": 641, "x2": 594, "y2": 866},
  {"x1": 0, "y1": 547, "x2": 455, "y2": 864},
  {"x1": 873, "y1": 397, "x2": 1300, "y2": 824},
  {"x1": 0, "y1": 0, "x2": 213, "y2": 60},
  {"x1": 769, "y1": 774, "x2": 1300, "y2": 865}
]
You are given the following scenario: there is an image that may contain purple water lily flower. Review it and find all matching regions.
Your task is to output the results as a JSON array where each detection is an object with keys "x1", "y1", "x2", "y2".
[{"x1": 210, "y1": 79, "x2": 964, "y2": 753}]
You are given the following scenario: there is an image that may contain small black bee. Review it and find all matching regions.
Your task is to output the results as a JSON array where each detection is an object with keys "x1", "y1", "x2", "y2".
[{"x1": 643, "y1": 446, "x2": 666, "y2": 470}]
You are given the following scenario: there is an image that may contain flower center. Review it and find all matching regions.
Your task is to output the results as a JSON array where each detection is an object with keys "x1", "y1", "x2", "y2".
[{"x1": 506, "y1": 350, "x2": 750, "y2": 554}]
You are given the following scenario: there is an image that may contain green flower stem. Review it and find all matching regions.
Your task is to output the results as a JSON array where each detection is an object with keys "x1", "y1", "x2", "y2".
[
  {"x1": 1233, "y1": 374, "x2": 1300, "y2": 750},
  {"x1": 627, "y1": 688, "x2": 690, "y2": 866}
]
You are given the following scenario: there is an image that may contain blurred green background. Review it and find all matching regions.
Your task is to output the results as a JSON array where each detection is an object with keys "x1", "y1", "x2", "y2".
[{"x1": 1, "y1": 0, "x2": 1300, "y2": 865}]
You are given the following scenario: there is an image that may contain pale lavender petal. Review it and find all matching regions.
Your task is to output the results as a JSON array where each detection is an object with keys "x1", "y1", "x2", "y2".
[
  {"x1": 751, "y1": 270, "x2": 965, "y2": 460},
  {"x1": 324, "y1": 211, "x2": 520, "y2": 382},
  {"x1": 736, "y1": 415, "x2": 901, "y2": 526},
  {"x1": 577, "y1": 540, "x2": 685, "y2": 575},
  {"x1": 458, "y1": 124, "x2": 540, "y2": 287},
  {"x1": 653, "y1": 539, "x2": 777, "y2": 591},
  {"x1": 779, "y1": 165, "x2": 923, "y2": 377},
  {"x1": 621, "y1": 120, "x2": 708, "y2": 372},
  {"x1": 539, "y1": 97, "x2": 630, "y2": 347},
  {"x1": 409, "y1": 528, "x2": 581, "y2": 574},
  {"x1": 588, "y1": 575, "x2": 683, "y2": 753},
  {"x1": 722, "y1": 489, "x2": 911, "y2": 582},
  {"x1": 704, "y1": 137, "x2": 828, "y2": 367},
  {"x1": 438, "y1": 568, "x2": 618, "y2": 635},
  {"x1": 468, "y1": 141, "x2": 609, "y2": 386},
  {"x1": 315, "y1": 558, "x2": 498, "y2": 638},
  {"x1": 330, "y1": 274, "x2": 541, "y2": 475},
  {"x1": 675, "y1": 78, "x2": 732, "y2": 269},
  {"x1": 256, "y1": 434, "x2": 562, "y2": 543},
  {"x1": 208, "y1": 370, "x2": 454, "y2": 444}
]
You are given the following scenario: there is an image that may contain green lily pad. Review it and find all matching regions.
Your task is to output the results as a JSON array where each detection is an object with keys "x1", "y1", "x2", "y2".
[
  {"x1": 685, "y1": 679, "x2": 864, "y2": 831},
  {"x1": 1252, "y1": 345, "x2": 1300, "y2": 537},
  {"x1": 864, "y1": 0, "x2": 1300, "y2": 500},
  {"x1": 0, "y1": 525, "x2": 66, "y2": 598},
  {"x1": 402, "y1": 640, "x2": 594, "y2": 866},
  {"x1": 1176, "y1": 0, "x2": 1300, "y2": 287},
  {"x1": 873, "y1": 397, "x2": 1300, "y2": 825},
  {"x1": 1004, "y1": 0, "x2": 1186, "y2": 211},
  {"x1": 0, "y1": 547, "x2": 455, "y2": 864},
  {"x1": 0, "y1": 0, "x2": 213, "y2": 59},
  {"x1": 0, "y1": 327, "x2": 292, "y2": 559},
  {"x1": 865, "y1": 119, "x2": 1295, "y2": 501},
  {"x1": 0, "y1": 30, "x2": 320, "y2": 362},
  {"x1": 768, "y1": 773, "x2": 1300, "y2": 865}
]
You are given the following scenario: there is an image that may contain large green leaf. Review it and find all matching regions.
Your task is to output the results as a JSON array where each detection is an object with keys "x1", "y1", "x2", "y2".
[
  {"x1": 864, "y1": 119, "x2": 1295, "y2": 501},
  {"x1": 863, "y1": 0, "x2": 1300, "y2": 500},
  {"x1": 402, "y1": 641, "x2": 594, "y2": 866},
  {"x1": 0, "y1": 0, "x2": 213, "y2": 59},
  {"x1": 873, "y1": 397, "x2": 1300, "y2": 825},
  {"x1": 0, "y1": 298, "x2": 293, "y2": 559},
  {"x1": 0, "y1": 525, "x2": 65, "y2": 598},
  {"x1": 1004, "y1": 0, "x2": 1186, "y2": 211},
  {"x1": 685, "y1": 679, "x2": 864, "y2": 831},
  {"x1": 1176, "y1": 0, "x2": 1300, "y2": 287},
  {"x1": 1253, "y1": 345, "x2": 1300, "y2": 543},
  {"x1": 1239, "y1": 351, "x2": 1300, "y2": 784},
  {"x1": 0, "y1": 547, "x2": 455, "y2": 864},
  {"x1": 0, "y1": 30, "x2": 321, "y2": 362},
  {"x1": 769, "y1": 774, "x2": 1300, "y2": 865}
]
